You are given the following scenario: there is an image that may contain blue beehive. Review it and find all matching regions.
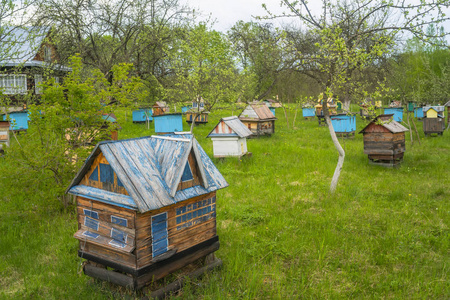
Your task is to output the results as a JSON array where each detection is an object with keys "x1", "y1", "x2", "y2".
[
  {"x1": 302, "y1": 107, "x2": 315, "y2": 118},
  {"x1": 383, "y1": 107, "x2": 404, "y2": 122},
  {"x1": 3, "y1": 110, "x2": 30, "y2": 131},
  {"x1": 269, "y1": 107, "x2": 276, "y2": 116},
  {"x1": 132, "y1": 108, "x2": 153, "y2": 123},
  {"x1": 414, "y1": 107, "x2": 424, "y2": 119},
  {"x1": 153, "y1": 113, "x2": 183, "y2": 134},
  {"x1": 181, "y1": 106, "x2": 191, "y2": 114},
  {"x1": 330, "y1": 114, "x2": 356, "y2": 136}
]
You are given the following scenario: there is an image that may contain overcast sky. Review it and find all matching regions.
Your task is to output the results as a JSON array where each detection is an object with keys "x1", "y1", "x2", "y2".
[{"x1": 182, "y1": 0, "x2": 299, "y2": 32}]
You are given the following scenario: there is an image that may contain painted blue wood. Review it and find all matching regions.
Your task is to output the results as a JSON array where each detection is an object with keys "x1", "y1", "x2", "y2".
[
  {"x1": 302, "y1": 108, "x2": 315, "y2": 117},
  {"x1": 384, "y1": 108, "x2": 404, "y2": 122},
  {"x1": 152, "y1": 212, "x2": 168, "y2": 257},
  {"x1": 68, "y1": 134, "x2": 228, "y2": 212},
  {"x1": 132, "y1": 109, "x2": 153, "y2": 122},
  {"x1": 85, "y1": 217, "x2": 99, "y2": 231},
  {"x1": 83, "y1": 209, "x2": 99, "y2": 219},
  {"x1": 69, "y1": 185, "x2": 137, "y2": 209},
  {"x1": 153, "y1": 113, "x2": 183, "y2": 133},
  {"x1": 89, "y1": 166, "x2": 99, "y2": 181},
  {"x1": 330, "y1": 114, "x2": 356, "y2": 133},
  {"x1": 181, "y1": 162, "x2": 193, "y2": 181},
  {"x1": 99, "y1": 163, "x2": 114, "y2": 184},
  {"x1": 3, "y1": 111, "x2": 30, "y2": 130},
  {"x1": 82, "y1": 231, "x2": 99, "y2": 239},
  {"x1": 111, "y1": 215, "x2": 127, "y2": 227},
  {"x1": 414, "y1": 107, "x2": 424, "y2": 118},
  {"x1": 111, "y1": 227, "x2": 127, "y2": 243},
  {"x1": 269, "y1": 107, "x2": 276, "y2": 116}
]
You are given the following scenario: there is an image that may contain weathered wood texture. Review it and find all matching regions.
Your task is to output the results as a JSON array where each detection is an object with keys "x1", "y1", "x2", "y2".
[
  {"x1": 135, "y1": 192, "x2": 216, "y2": 269},
  {"x1": 80, "y1": 152, "x2": 129, "y2": 195},
  {"x1": 423, "y1": 117, "x2": 445, "y2": 135},
  {"x1": 363, "y1": 132, "x2": 406, "y2": 164},
  {"x1": 241, "y1": 120, "x2": 275, "y2": 137},
  {"x1": 84, "y1": 263, "x2": 134, "y2": 288},
  {"x1": 0, "y1": 121, "x2": 10, "y2": 149}
]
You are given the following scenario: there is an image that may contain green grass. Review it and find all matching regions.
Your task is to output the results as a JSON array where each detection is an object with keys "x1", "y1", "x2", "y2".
[{"x1": 0, "y1": 107, "x2": 449, "y2": 299}]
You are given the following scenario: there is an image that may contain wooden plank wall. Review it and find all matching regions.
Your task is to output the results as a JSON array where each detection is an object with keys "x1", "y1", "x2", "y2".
[
  {"x1": 135, "y1": 192, "x2": 216, "y2": 269},
  {"x1": 76, "y1": 197, "x2": 137, "y2": 269}
]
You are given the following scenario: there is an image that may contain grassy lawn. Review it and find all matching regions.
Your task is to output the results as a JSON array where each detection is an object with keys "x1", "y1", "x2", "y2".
[{"x1": 0, "y1": 107, "x2": 449, "y2": 299}]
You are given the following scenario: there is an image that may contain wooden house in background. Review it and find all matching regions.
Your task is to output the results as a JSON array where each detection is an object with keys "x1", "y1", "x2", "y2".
[
  {"x1": 153, "y1": 113, "x2": 183, "y2": 134},
  {"x1": 0, "y1": 26, "x2": 70, "y2": 103},
  {"x1": 152, "y1": 101, "x2": 169, "y2": 116},
  {"x1": 192, "y1": 98, "x2": 205, "y2": 111},
  {"x1": 132, "y1": 108, "x2": 153, "y2": 123},
  {"x1": 207, "y1": 116, "x2": 253, "y2": 158},
  {"x1": 0, "y1": 120, "x2": 10, "y2": 153},
  {"x1": 238, "y1": 104, "x2": 277, "y2": 137},
  {"x1": 66, "y1": 134, "x2": 228, "y2": 289},
  {"x1": 185, "y1": 109, "x2": 209, "y2": 124},
  {"x1": 423, "y1": 106, "x2": 445, "y2": 136},
  {"x1": 359, "y1": 114, "x2": 408, "y2": 167}
]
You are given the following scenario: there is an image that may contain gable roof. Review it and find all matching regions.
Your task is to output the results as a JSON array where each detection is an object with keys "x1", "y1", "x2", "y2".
[
  {"x1": 359, "y1": 114, "x2": 408, "y2": 134},
  {"x1": 239, "y1": 104, "x2": 277, "y2": 121},
  {"x1": 444, "y1": 100, "x2": 450, "y2": 107},
  {"x1": 423, "y1": 106, "x2": 445, "y2": 113},
  {"x1": 66, "y1": 134, "x2": 228, "y2": 213},
  {"x1": 207, "y1": 116, "x2": 253, "y2": 138},
  {"x1": 0, "y1": 26, "x2": 70, "y2": 71}
]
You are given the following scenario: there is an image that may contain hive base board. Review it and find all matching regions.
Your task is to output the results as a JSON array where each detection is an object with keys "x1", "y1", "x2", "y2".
[
  {"x1": 336, "y1": 131, "x2": 355, "y2": 138},
  {"x1": 368, "y1": 158, "x2": 403, "y2": 168},
  {"x1": 81, "y1": 238, "x2": 220, "y2": 290}
]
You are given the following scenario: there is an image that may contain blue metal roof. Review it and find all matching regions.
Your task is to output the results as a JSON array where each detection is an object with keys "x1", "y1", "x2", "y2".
[{"x1": 67, "y1": 134, "x2": 228, "y2": 213}]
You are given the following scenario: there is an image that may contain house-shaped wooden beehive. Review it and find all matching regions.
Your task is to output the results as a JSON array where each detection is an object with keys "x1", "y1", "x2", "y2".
[
  {"x1": 66, "y1": 134, "x2": 228, "y2": 289},
  {"x1": 359, "y1": 114, "x2": 409, "y2": 167},
  {"x1": 152, "y1": 101, "x2": 169, "y2": 116},
  {"x1": 207, "y1": 116, "x2": 253, "y2": 158},
  {"x1": 423, "y1": 106, "x2": 445, "y2": 136},
  {"x1": 238, "y1": 104, "x2": 277, "y2": 137}
]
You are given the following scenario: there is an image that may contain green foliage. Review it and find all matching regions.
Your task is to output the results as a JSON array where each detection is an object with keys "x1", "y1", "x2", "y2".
[
  {"x1": 0, "y1": 107, "x2": 449, "y2": 298},
  {"x1": 5, "y1": 55, "x2": 147, "y2": 206},
  {"x1": 165, "y1": 23, "x2": 240, "y2": 110}
]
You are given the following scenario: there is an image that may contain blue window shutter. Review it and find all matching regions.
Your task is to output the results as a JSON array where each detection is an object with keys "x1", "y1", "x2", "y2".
[
  {"x1": 181, "y1": 162, "x2": 193, "y2": 182},
  {"x1": 99, "y1": 163, "x2": 114, "y2": 184},
  {"x1": 89, "y1": 166, "x2": 99, "y2": 181}
]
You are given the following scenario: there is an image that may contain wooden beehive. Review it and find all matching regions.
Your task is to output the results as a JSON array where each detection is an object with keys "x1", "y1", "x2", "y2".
[
  {"x1": 2, "y1": 110, "x2": 29, "y2": 131},
  {"x1": 153, "y1": 113, "x2": 183, "y2": 134},
  {"x1": 66, "y1": 134, "x2": 228, "y2": 290},
  {"x1": 132, "y1": 108, "x2": 153, "y2": 123},
  {"x1": 414, "y1": 107, "x2": 424, "y2": 119},
  {"x1": 0, "y1": 121, "x2": 10, "y2": 153},
  {"x1": 152, "y1": 101, "x2": 169, "y2": 116},
  {"x1": 207, "y1": 116, "x2": 253, "y2": 158},
  {"x1": 359, "y1": 114, "x2": 409, "y2": 167},
  {"x1": 185, "y1": 109, "x2": 209, "y2": 124},
  {"x1": 330, "y1": 114, "x2": 356, "y2": 137},
  {"x1": 238, "y1": 104, "x2": 277, "y2": 137},
  {"x1": 383, "y1": 107, "x2": 404, "y2": 122},
  {"x1": 302, "y1": 107, "x2": 315, "y2": 119}
]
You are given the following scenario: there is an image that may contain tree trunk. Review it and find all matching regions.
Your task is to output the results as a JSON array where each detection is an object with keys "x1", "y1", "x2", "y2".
[
  {"x1": 322, "y1": 93, "x2": 345, "y2": 193},
  {"x1": 325, "y1": 113, "x2": 345, "y2": 193}
]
